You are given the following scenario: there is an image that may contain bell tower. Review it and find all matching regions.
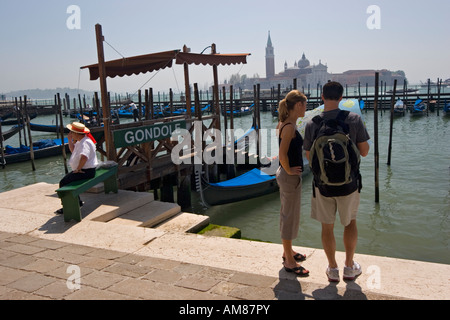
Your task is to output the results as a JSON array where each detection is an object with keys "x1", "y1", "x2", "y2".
[{"x1": 265, "y1": 31, "x2": 275, "y2": 79}]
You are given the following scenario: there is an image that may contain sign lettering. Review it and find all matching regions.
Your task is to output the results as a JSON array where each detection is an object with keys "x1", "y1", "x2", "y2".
[{"x1": 113, "y1": 121, "x2": 186, "y2": 148}]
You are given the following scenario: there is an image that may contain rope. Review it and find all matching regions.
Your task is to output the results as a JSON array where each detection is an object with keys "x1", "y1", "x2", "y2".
[
  {"x1": 104, "y1": 40, "x2": 125, "y2": 59},
  {"x1": 194, "y1": 164, "x2": 209, "y2": 208},
  {"x1": 130, "y1": 57, "x2": 174, "y2": 100},
  {"x1": 236, "y1": 63, "x2": 245, "y2": 76},
  {"x1": 76, "y1": 68, "x2": 82, "y2": 96},
  {"x1": 95, "y1": 40, "x2": 180, "y2": 102},
  {"x1": 172, "y1": 66, "x2": 181, "y2": 94}
]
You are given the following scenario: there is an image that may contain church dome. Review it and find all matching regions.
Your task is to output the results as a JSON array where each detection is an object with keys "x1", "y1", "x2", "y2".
[{"x1": 298, "y1": 53, "x2": 310, "y2": 69}]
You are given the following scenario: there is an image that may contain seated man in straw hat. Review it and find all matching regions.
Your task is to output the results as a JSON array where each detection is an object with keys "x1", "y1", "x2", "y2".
[{"x1": 55, "y1": 122, "x2": 98, "y2": 215}]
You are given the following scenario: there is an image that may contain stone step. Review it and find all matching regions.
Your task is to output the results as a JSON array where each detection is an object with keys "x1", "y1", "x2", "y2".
[
  {"x1": 197, "y1": 224, "x2": 241, "y2": 239},
  {"x1": 0, "y1": 183, "x2": 155, "y2": 223},
  {"x1": 108, "y1": 200, "x2": 181, "y2": 228},
  {"x1": 155, "y1": 212, "x2": 210, "y2": 234},
  {"x1": 86, "y1": 190, "x2": 155, "y2": 222},
  {"x1": 86, "y1": 182, "x2": 107, "y2": 194}
]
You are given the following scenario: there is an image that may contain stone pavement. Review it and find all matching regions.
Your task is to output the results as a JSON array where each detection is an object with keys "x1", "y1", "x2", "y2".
[
  {"x1": 0, "y1": 231, "x2": 398, "y2": 301},
  {"x1": 0, "y1": 183, "x2": 449, "y2": 301}
]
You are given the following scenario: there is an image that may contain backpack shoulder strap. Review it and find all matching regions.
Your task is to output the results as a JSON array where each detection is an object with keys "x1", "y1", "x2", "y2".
[
  {"x1": 336, "y1": 110, "x2": 350, "y2": 134},
  {"x1": 336, "y1": 110, "x2": 350, "y2": 122},
  {"x1": 312, "y1": 115, "x2": 323, "y2": 126}
]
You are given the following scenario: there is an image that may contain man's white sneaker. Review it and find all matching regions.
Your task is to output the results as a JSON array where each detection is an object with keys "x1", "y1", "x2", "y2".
[
  {"x1": 326, "y1": 267, "x2": 340, "y2": 282},
  {"x1": 343, "y1": 261, "x2": 362, "y2": 281}
]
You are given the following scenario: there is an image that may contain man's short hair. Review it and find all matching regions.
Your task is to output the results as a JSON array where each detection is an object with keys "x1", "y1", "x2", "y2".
[{"x1": 323, "y1": 81, "x2": 344, "y2": 101}]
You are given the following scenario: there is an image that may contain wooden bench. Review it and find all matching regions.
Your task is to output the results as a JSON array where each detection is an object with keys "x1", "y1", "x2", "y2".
[{"x1": 56, "y1": 166, "x2": 118, "y2": 222}]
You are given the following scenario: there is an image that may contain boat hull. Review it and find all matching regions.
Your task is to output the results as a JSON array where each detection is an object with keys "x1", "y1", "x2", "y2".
[
  {"x1": 201, "y1": 174, "x2": 279, "y2": 206},
  {"x1": 30, "y1": 123, "x2": 70, "y2": 133},
  {"x1": 1, "y1": 125, "x2": 21, "y2": 141},
  {"x1": 1, "y1": 140, "x2": 70, "y2": 165},
  {"x1": 0, "y1": 114, "x2": 37, "y2": 126}
]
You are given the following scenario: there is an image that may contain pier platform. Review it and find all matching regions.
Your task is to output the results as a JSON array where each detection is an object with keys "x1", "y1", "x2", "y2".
[{"x1": 0, "y1": 183, "x2": 448, "y2": 301}]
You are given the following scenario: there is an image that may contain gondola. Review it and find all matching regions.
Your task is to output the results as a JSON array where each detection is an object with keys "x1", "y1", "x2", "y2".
[
  {"x1": 411, "y1": 99, "x2": 426, "y2": 116},
  {"x1": 1, "y1": 138, "x2": 69, "y2": 165},
  {"x1": 271, "y1": 107, "x2": 279, "y2": 118},
  {"x1": 223, "y1": 104, "x2": 254, "y2": 117},
  {"x1": 199, "y1": 168, "x2": 279, "y2": 206},
  {"x1": 443, "y1": 101, "x2": 450, "y2": 117},
  {"x1": 0, "y1": 112, "x2": 14, "y2": 121},
  {"x1": 116, "y1": 105, "x2": 172, "y2": 119},
  {"x1": 196, "y1": 115, "x2": 310, "y2": 207},
  {"x1": 173, "y1": 105, "x2": 210, "y2": 116},
  {"x1": 198, "y1": 156, "x2": 309, "y2": 207},
  {"x1": 393, "y1": 99, "x2": 406, "y2": 116},
  {"x1": 0, "y1": 113, "x2": 37, "y2": 126},
  {"x1": 1, "y1": 125, "x2": 21, "y2": 141},
  {"x1": 30, "y1": 123, "x2": 70, "y2": 133}
]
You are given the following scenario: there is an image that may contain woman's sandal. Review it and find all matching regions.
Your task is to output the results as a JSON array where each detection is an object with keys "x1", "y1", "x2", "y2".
[
  {"x1": 282, "y1": 253, "x2": 307, "y2": 262},
  {"x1": 284, "y1": 265, "x2": 309, "y2": 277}
]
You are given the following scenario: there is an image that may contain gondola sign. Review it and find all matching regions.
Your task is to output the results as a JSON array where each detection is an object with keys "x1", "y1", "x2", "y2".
[{"x1": 113, "y1": 120, "x2": 186, "y2": 148}]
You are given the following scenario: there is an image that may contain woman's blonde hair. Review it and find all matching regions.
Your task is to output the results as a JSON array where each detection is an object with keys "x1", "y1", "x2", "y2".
[{"x1": 278, "y1": 90, "x2": 307, "y2": 122}]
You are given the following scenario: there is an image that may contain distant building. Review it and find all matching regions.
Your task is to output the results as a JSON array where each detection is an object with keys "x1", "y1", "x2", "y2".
[
  {"x1": 245, "y1": 32, "x2": 328, "y2": 90},
  {"x1": 234, "y1": 32, "x2": 406, "y2": 91},
  {"x1": 265, "y1": 32, "x2": 275, "y2": 80},
  {"x1": 329, "y1": 69, "x2": 406, "y2": 87}
]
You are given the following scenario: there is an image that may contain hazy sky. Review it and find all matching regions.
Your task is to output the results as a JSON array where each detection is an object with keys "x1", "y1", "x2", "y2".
[{"x1": 1, "y1": 0, "x2": 448, "y2": 96}]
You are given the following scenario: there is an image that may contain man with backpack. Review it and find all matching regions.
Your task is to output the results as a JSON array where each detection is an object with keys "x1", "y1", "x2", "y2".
[{"x1": 304, "y1": 81, "x2": 370, "y2": 282}]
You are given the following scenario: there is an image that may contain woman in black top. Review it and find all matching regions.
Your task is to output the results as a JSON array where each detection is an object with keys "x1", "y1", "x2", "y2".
[{"x1": 276, "y1": 90, "x2": 309, "y2": 277}]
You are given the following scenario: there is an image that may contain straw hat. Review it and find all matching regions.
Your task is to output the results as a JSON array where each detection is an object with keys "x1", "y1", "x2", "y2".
[{"x1": 66, "y1": 122, "x2": 90, "y2": 134}]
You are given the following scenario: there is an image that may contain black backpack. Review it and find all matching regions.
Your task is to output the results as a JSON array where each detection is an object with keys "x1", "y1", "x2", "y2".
[{"x1": 310, "y1": 110, "x2": 361, "y2": 197}]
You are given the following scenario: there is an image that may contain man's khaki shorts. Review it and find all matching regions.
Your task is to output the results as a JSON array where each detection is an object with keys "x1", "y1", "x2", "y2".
[{"x1": 311, "y1": 188, "x2": 360, "y2": 226}]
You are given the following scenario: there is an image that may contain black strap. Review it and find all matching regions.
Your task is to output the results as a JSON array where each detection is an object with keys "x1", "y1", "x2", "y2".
[
  {"x1": 312, "y1": 115, "x2": 323, "y2": 126},
  {"x1": 336, "y1": 110, "x2": 350, "y2": 122},
  {"x1": 313, "y1": 110, "x2": 349, "y2": 124},
  {"x1": 312, "y1": 180, "x2": 316, "y2": 198},
  {"x1": 279, "y1": 122, "x2": 295, "y2": 136}
]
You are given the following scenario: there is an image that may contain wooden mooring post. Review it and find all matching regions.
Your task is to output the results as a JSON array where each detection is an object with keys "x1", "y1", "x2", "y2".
[
  {"x1": 427, "y1": 79, "x2": 431, "y2": 116},
  {"x1": 387, "y1": 79, "x2": 397, "y2": 166},
  {"x1": 0, "y1": 122, "x2": 5, "y2": 169},
  {"x1": 436, "y1": 78, "x2": 441, "y2": 116},
  {"x1": 226, "y1": 85, "x2": 236, "y2": 179},
  {"x1": 177, "y1": 172, "x2": 191, "y2": 210},
  {"x1": 374, "y1": 73, "x2": 380, "y2": 203},
  {"x1": 57, "y1": 93, "x2": 68, "y2": 174},
  {"x1": 15, "y1": 97, "x2": 25, "y2": 146},
  {"x1": 23, "y1": 96, "x2": 36, "y2": 171},
  {"x1": 95, "y1": 23, "x2": 115, "y2": 161}
]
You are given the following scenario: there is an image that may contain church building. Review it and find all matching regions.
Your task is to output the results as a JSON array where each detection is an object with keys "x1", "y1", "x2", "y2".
[{"x1": 248, "y1": 32, "x2": 329, "y2": 90}]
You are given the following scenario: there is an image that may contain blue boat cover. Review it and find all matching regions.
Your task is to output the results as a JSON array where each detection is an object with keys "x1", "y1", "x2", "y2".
[
  {"x1": 209, "y1": 168, "x2": 274, "y2": 187},
  {"x1": 5, "y1": 138, "x2": 68, "y2": 155}
]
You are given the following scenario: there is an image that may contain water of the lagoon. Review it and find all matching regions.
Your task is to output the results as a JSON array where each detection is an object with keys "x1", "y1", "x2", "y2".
[{"x1": 1, "y1": 104, "x2": 449, "y2": 265}]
